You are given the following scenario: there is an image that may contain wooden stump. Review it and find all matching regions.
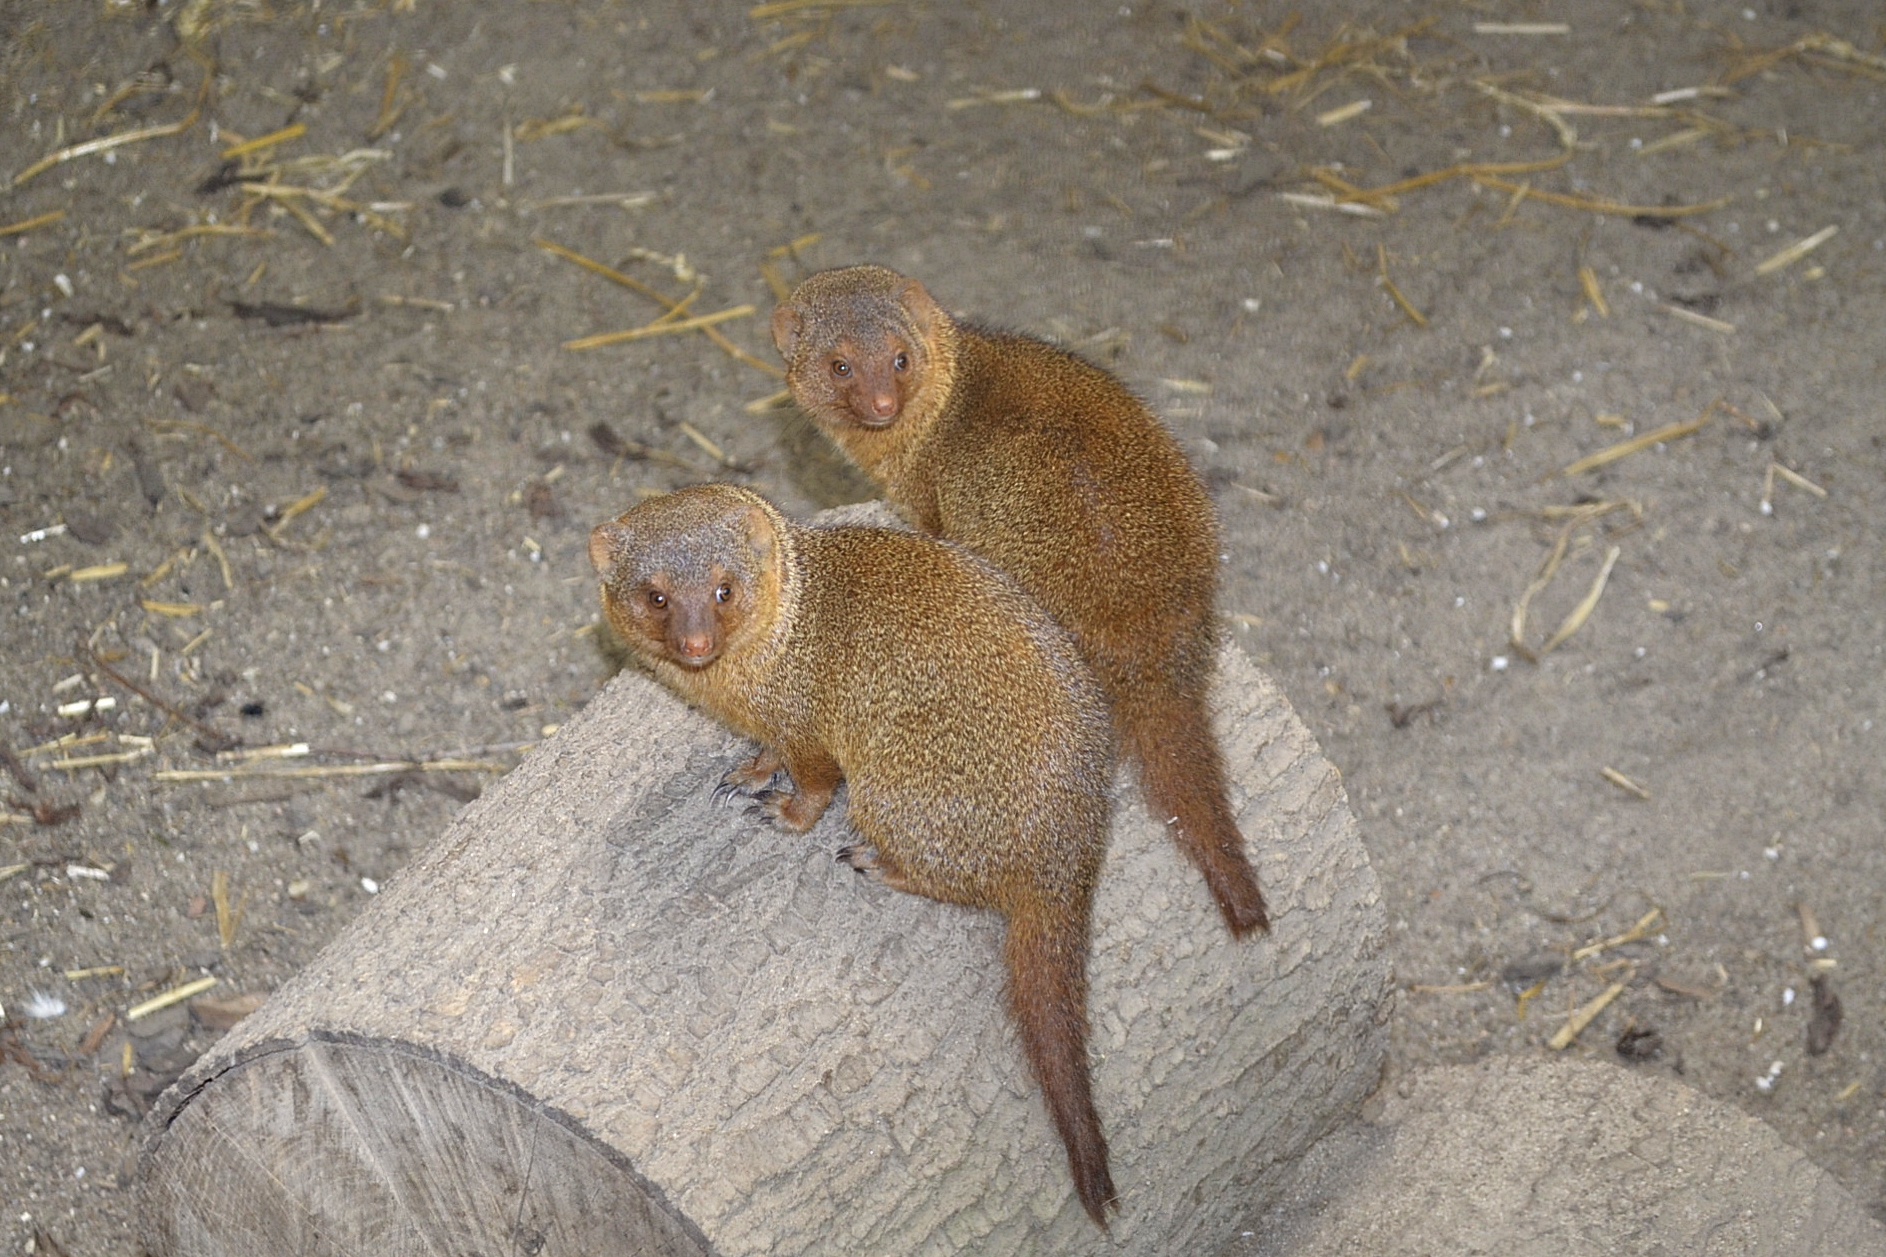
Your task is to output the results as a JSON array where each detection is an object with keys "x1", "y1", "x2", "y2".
[{"x1": 140, "y1": 607, "x2": 1388, "y2": 1255}]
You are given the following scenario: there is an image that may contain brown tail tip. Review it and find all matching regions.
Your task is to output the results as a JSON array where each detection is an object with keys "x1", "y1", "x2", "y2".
[
  {"x1": 1077, "y1": 1164, "x2": 1120, "y2": 1229},
  {"x1": 1218, "y1": 869, "x2": 1269, "y2": 937}
]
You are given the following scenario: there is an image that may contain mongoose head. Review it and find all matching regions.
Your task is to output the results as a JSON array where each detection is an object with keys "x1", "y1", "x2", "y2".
[
  {"x1": 589, "y1": 485, "x2": 783, "y2": 671},
  {"x1": 771, "y1": 265, "x2": 946, "y2": 430}
]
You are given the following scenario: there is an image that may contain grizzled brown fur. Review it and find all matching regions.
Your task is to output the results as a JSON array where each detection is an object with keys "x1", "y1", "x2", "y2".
[
  {"x1": 772, "y1": 265, "x2": 1269, "y2": 938},
  {"x1": 589, "y1": 483, "x2": 1119, "y2": 1226}
]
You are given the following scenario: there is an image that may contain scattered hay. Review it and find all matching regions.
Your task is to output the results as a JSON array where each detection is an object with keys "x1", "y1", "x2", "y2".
[
  {"x1": 1508, "y1": 499, "x2": 1644, "y2": 662},
  {"x1": 13, "y1": 64, "x2": 211, "y2": 186},
  {"x1": 538, "y1": 237, "x2": 780, "y2": 376}
]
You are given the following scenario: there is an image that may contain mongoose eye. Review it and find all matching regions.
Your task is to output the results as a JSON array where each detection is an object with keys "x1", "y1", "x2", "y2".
[
  {"x1": 831, "y1": 358, "x2": 851, "y2": 378},
  {"x1": 715, "y1": 582, "x2": 733, "y2": 603},
  {"x1": 646, "y1": 589, "x2": 667, "y2": 609},
  {"x1": 893, "y1": 351, "x2": 909, "y2": 371}
]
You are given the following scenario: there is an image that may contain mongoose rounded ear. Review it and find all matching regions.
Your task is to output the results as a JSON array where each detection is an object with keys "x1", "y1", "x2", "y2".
[
  {"x1": 588, "y1": 522, "x2": 626, "y2": 575},
  {"x1": 740, "y1": 504, "x2": 777, "y2": 564},
  {"x1": 899, "y1": 278, "x2": 943, "y2": 335},
  {"x1": 770, "y1": 304, "x2": 802, "y2": 358}
]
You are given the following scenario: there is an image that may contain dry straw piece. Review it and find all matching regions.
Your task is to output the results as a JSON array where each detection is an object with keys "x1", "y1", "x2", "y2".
[
  {"x1": 221, "y1": 123, "x2": 306, "y2": 160},
  {"x1": 1539, "y1": 545, "x2": 1621, "y2": 654},
  {"x1": 69, "y1": 562, "x2": 130, "y2": 583},
  {"x1": 139, "y1": 599, "x2": 204, "y2": 618},
  {"x1": 1754, "y1": 225, "x2": 1838, "y2": 275},
  {"x1": 1560, "y1": 406, "x2": 1716, "y2": 477},
  {"x1": 1547, "y1": 982, "x2": 1626, "y2": 1049},
  {"x1": 127, "y1": 976, "x2": 218, "y2": 1021},
  {"x1": 1578, "y1": 266, "x2": 1609, "y2": 317},
  {"x1": 1771, "y1": 463, "x2": 1827, "y2": 497},
  {"x1": 538, "y1": 238, "x2": 780, "y2": 377},
  {"x1": 1376, "y1": 244, "x2": 1427, "y2": 327},
  {"x1": 563, "y1": 306, "x2": 755, "y2": 352},
  {"x1": 13, "y1": 71, "x2": 209, "y2": 186},
  {"x1": 1573, "y1": 908, "x2": 1665, "y2": 962},
  {"x1": 749, "y1": 0, "x2": 890, "y2": 17},
  {"x1": 1474, "y1": 22, "x2": 1571, "y2": 35},
  {"x1": 154, "y1": 759, "x2": 504, "y2": 784},
  {"x1": 45, "y1": 748, "x2": 151, "y2": 772},
  {"x1": 0, "y1": 210, "x2": 66, "y2": 237},
  {"x1": 1471, "y1": 175, "x2": 1730, "y2": 219},
  {"x1": 213, "y1": 869, "x2": 245, "y2": 949},
  {"x1": 127, "y1": 224, "x2": 270, "y2": 256},
  {"x1": 265, "y1": 486, "x2": 327, "y2": 541},
  {"x1": 1316, "y1": 99, "x2": 1372, "y2": 126},
  {"x1": 1600, "y1": 766, "x2": 1652, "y2": 800},
  {"x1": 1661, "y1": 305, "x2": 1736, "y2": 334},
  {"x1": 1509, "y1": 501, "x2": 1638, "y2": 662}
]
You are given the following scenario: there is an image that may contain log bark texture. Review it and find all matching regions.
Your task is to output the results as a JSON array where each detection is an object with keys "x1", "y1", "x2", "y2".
[{"x1": 141, "y1": 603, "x2": 1388, "y2": 1255}]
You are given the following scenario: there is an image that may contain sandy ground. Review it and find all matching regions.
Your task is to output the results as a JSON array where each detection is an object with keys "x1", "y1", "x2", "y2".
[{"x1": 1, "y1": 0, "x2": 1881, "y2": 1250}]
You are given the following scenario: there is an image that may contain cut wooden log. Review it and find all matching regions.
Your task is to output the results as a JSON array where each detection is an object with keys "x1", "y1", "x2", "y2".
[{"x1": 140, "y1": 580, "x2": 1388, "y2": 1255}]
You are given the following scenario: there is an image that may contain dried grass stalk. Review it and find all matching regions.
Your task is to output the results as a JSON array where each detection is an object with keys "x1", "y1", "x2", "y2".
[
  {"x1": 1376, "y1": 244, "x2": 1427, "y2": 326},
  {"x1": 1547, "y1": 981, "x2": 1626, "y2": 1049},
  {"x1": 126, "y1": 976, "x2": 217, "y2": 1021},
  {"x1": 1572, "y1": 908, "x2": 1665, "y2": 961},
  {"x1": 1600, "y1": 766, "x2": 1651, "y2": 799},
  {"x1": 1754, "y1": 225, "x2": 1838, "y2": 275},
  {"x1": 563, "y1": 305, "x2": 755, "y2": 351},
  {"x1": 1540, "y1": 545, "x2": 1621, "y2": 653},
  {"x1": 1561, "y1": 408, "x2": 1714, "y2": 476},
  {"x1": 0, "y1": 210, "x2": 66, "y2": 237}
]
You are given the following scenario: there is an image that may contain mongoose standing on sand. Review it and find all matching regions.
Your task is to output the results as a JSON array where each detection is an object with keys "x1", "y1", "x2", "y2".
[
  {"x1": 771, "y1": 265, "x2": 1269, "y2": 938},
  {"x1": 589, "y1": 483, "x2": 1119, "y2": 1226}
]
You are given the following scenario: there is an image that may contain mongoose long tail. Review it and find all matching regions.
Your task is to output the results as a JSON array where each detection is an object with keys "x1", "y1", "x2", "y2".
[
  {"x1": 1122, "y1": 680, "x2": 1270, "y2": 937},
  {"x1": 1005, "y1": 902, "x2": 1116, "y2": 1227}
]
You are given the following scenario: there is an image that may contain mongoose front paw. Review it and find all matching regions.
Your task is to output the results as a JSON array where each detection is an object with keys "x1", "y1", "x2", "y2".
[
  {"x1": 751, "y1": 788, "x2": 827, "y2": 833},
  {"x1": 719, "y1": 748, "x2": 783, "y2": 797},
  {"x1": 714, "y1": 772, "x2": 777, "y2": 806}
]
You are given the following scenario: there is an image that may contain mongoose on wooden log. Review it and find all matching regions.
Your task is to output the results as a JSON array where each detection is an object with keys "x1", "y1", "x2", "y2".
[
  {"x1": 137, "y1": 525, "x2": 1393, "y2": 1253},
  {"x1": 589, "y1": 483, "x2": 1118, "y2": 1224},
  {"x1": 771, "y1": 265, "x2": 1267, "y2": 938}
]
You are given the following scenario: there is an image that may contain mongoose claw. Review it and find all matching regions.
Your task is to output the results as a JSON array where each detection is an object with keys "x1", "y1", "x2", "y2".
[
  {"x1": 715, "y1": 769, "x2": 778, "y2": 804},
  {"x1": 835, "y1": 844, "x2": 881, "y2": 874},
  {"x1": 747, "y1": 788, "x2": 798, "y2": 827}
]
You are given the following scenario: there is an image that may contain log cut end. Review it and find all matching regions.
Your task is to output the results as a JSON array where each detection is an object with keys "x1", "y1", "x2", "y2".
[{"x1": 142, "y1": 1033, "x2": 713, "y2": 1257}]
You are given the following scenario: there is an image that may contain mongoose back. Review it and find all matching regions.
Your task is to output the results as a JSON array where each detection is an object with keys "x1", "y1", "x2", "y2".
[
  {"x1": 771, "y1": 264, "x2": 1269, "y2": 938},
  {"x1": 589, "y1": 483, "x2": 1119, "y2": 1226}
]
